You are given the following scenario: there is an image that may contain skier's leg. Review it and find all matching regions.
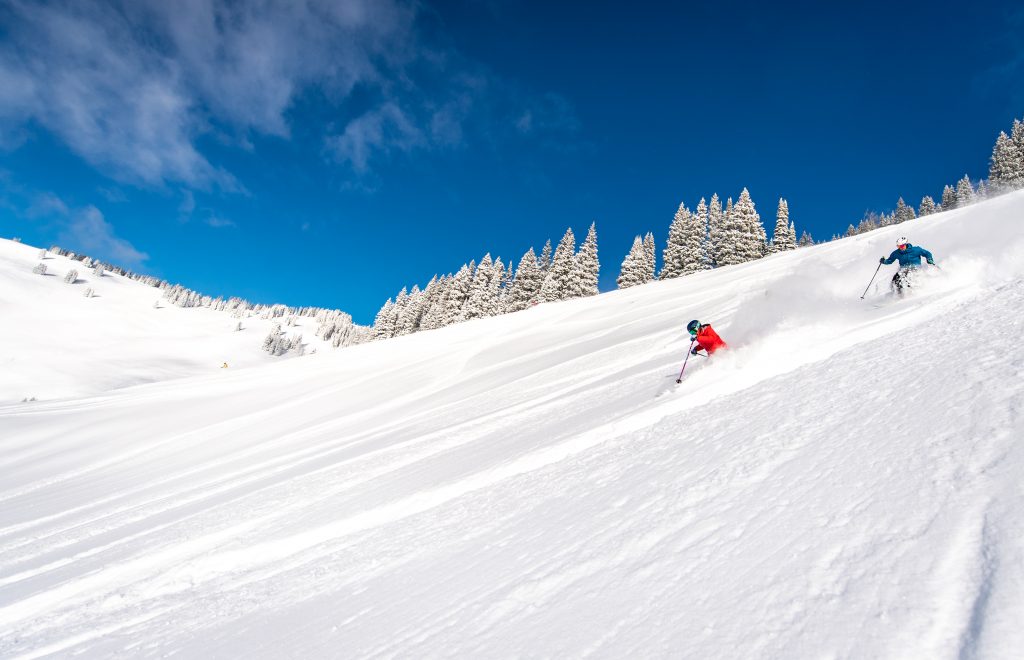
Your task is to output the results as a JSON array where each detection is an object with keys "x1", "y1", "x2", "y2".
[{"x1": 891, "y1": 272, "x2": 902, "y2": 294}]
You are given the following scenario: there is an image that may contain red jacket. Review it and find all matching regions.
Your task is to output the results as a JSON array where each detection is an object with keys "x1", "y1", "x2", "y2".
[{"x1": 694, "y1": 325, "x2": 727, "y2": 354}]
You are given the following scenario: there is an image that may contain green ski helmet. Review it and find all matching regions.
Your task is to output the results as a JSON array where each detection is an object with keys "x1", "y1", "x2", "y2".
[{"x1": 687, "y1": 319, "x2": 701, "y2": 335}]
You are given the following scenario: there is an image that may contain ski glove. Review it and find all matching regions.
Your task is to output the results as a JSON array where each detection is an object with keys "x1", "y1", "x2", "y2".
[
  {"x1": 879, "y1": 257, "x2": 886, "y2": 264},
  {"x1": 927, "y1": 259, "x2": 935, "y2": 265},
  {"x1": 690, "y1": 347, "x2": 701, "y2": 356}
]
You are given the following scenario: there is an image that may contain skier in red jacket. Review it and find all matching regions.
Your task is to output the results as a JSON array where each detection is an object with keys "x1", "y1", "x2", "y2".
[{"x1": 687, "y1": 319, "x2": 728, "y2": 355}]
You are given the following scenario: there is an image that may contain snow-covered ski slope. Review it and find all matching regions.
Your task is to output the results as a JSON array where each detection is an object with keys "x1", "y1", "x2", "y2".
[
  {"x1": 2, "y1": 192, "x2": 1023, "y2": 658},
  {"x1": 0, "y1": 242, "x2": 327, "y2": 402}
]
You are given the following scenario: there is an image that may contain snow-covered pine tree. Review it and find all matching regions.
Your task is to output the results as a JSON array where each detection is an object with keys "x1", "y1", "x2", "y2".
[
  {"x1": 488, "y1": 257, "x2": 506, "y2": 315},
  {"x1": 659, "y1": 202, "x2": 688, "y2": 279},
  {"x1": 395, "y1": 284, "x2": 424, "y2": 335},
  {"x1": 617, "y1": 236, "x2": 646, "y2": 289},
  {"x1": 444, "y1": 262, "x2": 475, "y2": 324},
  {"x1": 894, "y1": 197, "x2": 916, "y2": 223},
  {"x1": 725, "y1": 188, "x2": 764, "y2": 264},
  {"x1": 856, "y1": 216, "x2": 878, "y2": 234},
  {"x1": 84, "y1": 287, "x2": 93, "y2": 298},
  {"x1": 373, "y1": 298, "x2": 396, "y2": 339},
  {"x1": 770, "y1": 198, "x2": 795, "y2": 253},
  {"x1": 64, "y1": 269, "x2": 78, "y2": 284},
  {"x1": 1012, "y1": 119, "x2": 1024, "y2": 185},
  {"x1": 694, "y1": 197, "x2": 711, "y2": 263},
  {"x1": 798, "y1": 230, "x2": 814, "y2": 247},
  {"x1": 956, "y1": 175, "x2": 973, "y2": 207},
  {"x1": 846, "y1": 224, "x2": 857, "y2": 237},
  {"x1": 988, "y1": 132, "x2": 1021, "y2": 191},
  {"x1": 573, "y1": 223, "x2": 600, "y2": 297},
  {"x1": 941, "y1": 184, "x2": 957, "y2": 210},
  {"x1": 37, "y1": 249, "x2": 46, "y2": 259},
  {"x1": 919, "y1": 196, "x2": 937, "y2": 216},
  {"x1": 540, "y1": 228, "x2": 576, "y2": 302},
  {"x1": 976, "y1": 180, "x2": 988, "y2": 200},
  {"x1": 497, "y1": 259, "x2": 514, "y2": 314},
  {"x1": 538, "y1": 240, "x2": 553, "y2": 272},
  {"x1": 508, "y1": 248, "x2": 543, "y2": 311},
  {"x1": 419, "y1": 275, "x2": 450, "y2": 330},
  {"x1": 463, "y1": 254, "x2": 496, "y2": 320},
  {"x1": 32, "y1": 263, "x2": 46, "y2": 275},
  {"x1": 707, "y1": 194, "x2": 724, "y2": 268},
  {"x1": 642, "y1": 232, "x2": 656, "y2": 281}
]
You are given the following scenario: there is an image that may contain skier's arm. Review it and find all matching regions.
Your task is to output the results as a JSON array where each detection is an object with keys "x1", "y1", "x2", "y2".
[
  {"x1": 920, "y1": 247, "x2": 935, "y2": 264},
  {"x1": 880, "y1": 250, "x2": 897, "y2": 265}
]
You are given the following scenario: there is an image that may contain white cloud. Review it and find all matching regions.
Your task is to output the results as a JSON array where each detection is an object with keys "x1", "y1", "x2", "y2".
[
  {"x1": 58, "y1": 205, "x2": 149, "y2": 266},
  {"x1": 328, "y1": 103, "x2": 425, "y2": 173},
  {"x1": 0, "y1": 0, "x2": 416, "y2": 189},
  {"x1": 0, "y1": 0, "x2": 583, "y2": 191}
]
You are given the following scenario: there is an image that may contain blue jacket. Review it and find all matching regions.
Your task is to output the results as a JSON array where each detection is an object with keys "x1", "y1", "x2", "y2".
[{"x1": 882, "y1": 244, "x2": 934, "y2": 268}]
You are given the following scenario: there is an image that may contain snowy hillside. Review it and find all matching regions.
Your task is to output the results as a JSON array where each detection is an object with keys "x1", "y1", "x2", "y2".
[
  {"x1": 0, "y1": 241, "x2": 334, "y2": 402},
  {"x1": 2, "y1": 192, "x2": 1023, "y2": 658}
]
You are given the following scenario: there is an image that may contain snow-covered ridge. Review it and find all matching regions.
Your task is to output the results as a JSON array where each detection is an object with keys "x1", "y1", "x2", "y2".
[
  {"x1": 1, "y1": 191, "x2": 1023, "y2": 658},
  {"x1": 0, "y1": 241, "x2": 368, "y2": 402}
]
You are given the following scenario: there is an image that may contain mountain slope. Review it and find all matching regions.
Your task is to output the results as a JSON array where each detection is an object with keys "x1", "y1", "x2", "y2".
[
  {"x1": 0, "y1": 242, "x2": 331, "y2": 402},
  {"x1": 2, "y1": 192, "x2": 1023, "y2": 658}
]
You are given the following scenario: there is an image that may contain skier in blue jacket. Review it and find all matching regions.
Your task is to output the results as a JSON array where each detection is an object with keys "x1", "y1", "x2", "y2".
[{"x1": 880, "y1": 236, "x2": 936, "y2": 293}]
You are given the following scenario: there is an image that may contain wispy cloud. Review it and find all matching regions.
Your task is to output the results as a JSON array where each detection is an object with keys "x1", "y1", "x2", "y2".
[
  {"x1": 0, "y1": 0, "x2": 417, "y2": 189},
  {"x1": 0, "y1": 0, "x2": 583, "y2": 192},
  {"x1": 59, "y1": 205, "x2": 149, "y2": 266}
]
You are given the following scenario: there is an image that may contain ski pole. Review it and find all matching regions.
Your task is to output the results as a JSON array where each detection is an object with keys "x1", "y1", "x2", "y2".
[
  {"x1": 860, "y1": 263, "x2": 882, "y2": 299},
  {"x1": 676, "y1": 339, "x2": 696, "y2": 383}
]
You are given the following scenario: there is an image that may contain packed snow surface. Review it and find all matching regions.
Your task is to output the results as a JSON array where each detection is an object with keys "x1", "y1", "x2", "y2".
[{"x1": 2, "y1": 192, "x2": 1023, "y2": 658}]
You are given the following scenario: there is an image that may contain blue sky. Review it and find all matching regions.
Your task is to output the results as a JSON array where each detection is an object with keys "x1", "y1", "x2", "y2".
[{"x1": 2, "y1": 0, "x2": 1022, "y2": 324}]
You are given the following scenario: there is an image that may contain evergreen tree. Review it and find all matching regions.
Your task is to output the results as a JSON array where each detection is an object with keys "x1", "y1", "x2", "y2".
[
  {"x1": 1012, "y1": 118, "x2": 1024, "y2": 184},
  {"x1": 64, "y1": 269, "x2": 78, "y2": 284},
  {"x1": 538, "y1": 240, "x2": 553, "y2": 272},
  {"x1": 540, "y1": 228, "x2": 576, "y2": 302},
  {"x1": 988, "y1": 131, "x2": 1021, "y2": 191},
  {"x1": 373, "y1": 299, "x2": 396, "y2": 339},
  {"x1": 642, "y1": 232, "x2": 656, "y2": 281},
  {"x1": 444, "y1": 261, "x2": 474, "y2": 323},
  {"x1": 659, "y1": 202, "x2": 689, "y2": 279},
  {"x1": 707, "y1": 193, "x2": 724, "y2": 268},
  {"x1": 617, "y1": 236, "x2": 647, "y2": 289},
  {"x1": 420, "y1": 275, "x2": 451, "y2": 330},
  {"x1": 395, "y1": 284, "x2": 425, "y2": 336},
  {"x1": 573, "y1": 222, "x2": 600, "y2": 297},
  {"x1": 894, "y1": 197, "x2": 916, "y2": 223},
  {"x1": 508, "y1": 248, "x2": 543, "y2": 311},
  {"x1": 941, "y1": 184, "x2": 957, "y2": 210},
  {"x1": 464, "y1": 254, "x2": 497, "y2": 320},
  {"x1": 798, "y1": 230, "x2": 814, "y2": 247},
  {"x1": 488, "y1": 257, "x2": 506, "y2": 315},
  {"x1": 770, "y1": 198, "x2": 795, "y2": 253},
  {"x1": 919, "y1": 196, "x2": 937, "y2": 216},
  {"x1": 956, "y1": 175, "x2": 973, "y2": 207},
  {"x1": 32, "y1": 263, "x2": 46, "y2": 275},
  {"x1": 721, "y1": 188, "x2": 763, "y2": 265},
  {"x1": 976, "y1": 180, "x2": 988, "y2": 200},
  {"x1": 846, "y1": 224, "x2": 857, "y2": 237}
]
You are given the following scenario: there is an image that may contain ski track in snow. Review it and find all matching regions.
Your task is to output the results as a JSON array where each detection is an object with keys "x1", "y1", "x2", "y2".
[{"x1": 1, "y1": 193, "x2": 1023, "y2": 658}]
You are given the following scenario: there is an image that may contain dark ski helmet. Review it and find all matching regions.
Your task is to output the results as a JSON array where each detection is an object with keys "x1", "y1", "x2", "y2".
[{"x1": 687, "y1": 319, "x2": 701, "y2": 334}]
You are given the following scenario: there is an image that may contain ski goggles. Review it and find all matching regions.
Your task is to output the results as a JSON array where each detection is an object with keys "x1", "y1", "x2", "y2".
[
  {"x1": 897, "y1": 244, "x2": 908, "y2": 250},
  {"x1": 688, "y1": 328, "x2": 699, "y2": 336}
]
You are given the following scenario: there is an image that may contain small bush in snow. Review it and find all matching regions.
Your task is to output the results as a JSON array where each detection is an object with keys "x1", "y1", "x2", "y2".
[
  {"x1": 38, "y1": 249, "x2": 47, "y2": 259},
  {"x1": 64, "y1": 269, "x2": 79, "y2": 284},
  {"x1": 32, "y1": 263, "x2": 47, "y2": 275},
  {"x1": 84, "y1": 287, "x2": 94, "y2": 298}
]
